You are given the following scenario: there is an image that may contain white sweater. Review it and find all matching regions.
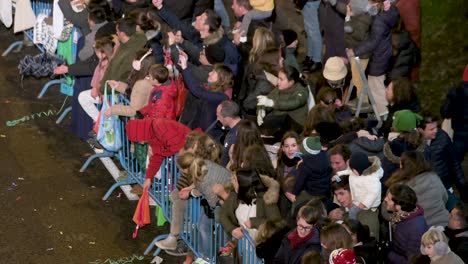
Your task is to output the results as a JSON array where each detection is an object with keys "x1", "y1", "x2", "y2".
[{"x1": 349, "y1": 157, "x2": 383, "y2": 209}]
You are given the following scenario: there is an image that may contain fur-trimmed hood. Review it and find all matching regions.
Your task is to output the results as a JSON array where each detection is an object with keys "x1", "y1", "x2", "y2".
[
  {"x1": 383, "y1": 138, "x2": 425, "y2": 164},
  {"x1": 203, "y1": 26, "x2": 224, "y2": 46},
  {"x1": 259, "y1": 175, "x2": 280, "y2": 205},
  {"x1": 361, "y1": 156, "x2": 383, "y2": 178}
]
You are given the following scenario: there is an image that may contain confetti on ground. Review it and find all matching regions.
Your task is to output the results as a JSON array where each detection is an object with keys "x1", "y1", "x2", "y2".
[
  {"x1": 59, "y1": 197, "x2": 63, "y2": 200},
  {"x1": 18, "y1": 177, "x2": 24, "y2": 180},
  {"x1": 91, "y1": 186, "x2": 96, "y2": 189},
  {"x1": 21, "y1": 218, "x2": 24, "y2": 221},
  {"x1": 4, "y1": 100, "x2": 11, "y2": 104},
  {"x1": 89, "y1": 241, "x2": 96, "y2": 245},
  {"x1": 68, "y1": 245, "x2": 72, "y2": 249},
  {"x1": 16, "y1": 196, "x2": 21, "y2": 201},
  {"x1": 0, "y1": 134, "x2": 6, "y2": 138},
  {"x1": 46, "y1": 248, "x2": 54, "y2": 251},
  {"x1": 33, "y1": 209, "x2": 37, "y2": 212},
  {"x1": 48, "y1": 225, "x2": 53, "y2": 229},
  {"x1": 116, "y1": 193, "x2": 122, "y2": 198},
  {"x1": 60, "y1": 231, "x2": 63, "y2": 235}
]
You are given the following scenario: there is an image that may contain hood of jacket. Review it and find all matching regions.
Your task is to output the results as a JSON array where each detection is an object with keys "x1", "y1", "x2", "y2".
[
  {"x1": 361, "y1": 156, "x2": 383, "y2": 178},
  {"x1": 260, "y1": 175, "x2": 280, "y2": 205},
  {"x1": 383, "y1": 137, "x2": 425, "y2": 164},
  {"x1": 352, "y1": 137, "x2": 385, "y2": 153},
  {"x1": 204, "y1": 27, "x2": 224, "y2": 46}
]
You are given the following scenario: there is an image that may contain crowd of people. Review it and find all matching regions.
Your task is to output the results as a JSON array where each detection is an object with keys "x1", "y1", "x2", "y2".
[{"x1": 52, "y1": 0, "x2": 468, "y2": 263}]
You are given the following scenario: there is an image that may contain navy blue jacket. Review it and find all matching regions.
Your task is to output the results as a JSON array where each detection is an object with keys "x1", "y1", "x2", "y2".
[
  {"x1": 157, "y1": 6, "x2": 241, "y2": 75},
  {"x1": 354, "y1": 5, "x2": 399, "y2": 76},
  {"x1": 273, "y1": 227, "x2": 321, "y2": 264},
  {"x1": 181, "y1": 68, "x2": 229, "y2": 131},
  {"x1": 441, "y1": 81, "x2": 468, "y2": 133},
  {"x1": 387, "y1": 206, "x2": 428, "y2": 264},
  {"x1": 428, "y1": 129, "x2": 466, "y2": 190},
  {"x1": 293, "y1": 151, "x2": 332, "y2": 199}
]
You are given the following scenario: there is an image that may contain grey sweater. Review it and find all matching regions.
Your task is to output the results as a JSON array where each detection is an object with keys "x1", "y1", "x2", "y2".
[{"x1": 194, "y1": 160, "x2": 232, "y2": 208}]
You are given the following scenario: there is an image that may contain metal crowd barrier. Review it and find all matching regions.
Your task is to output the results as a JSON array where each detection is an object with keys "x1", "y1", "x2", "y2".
[
  {"x1": 79, "y1": 95, "x2": 264, "y2": 263},
  {"x1": 4, "y1": 1, "x2": 77, "y2": 123},
  {"x1": 3, "y1": 0, "x2": 52, "y2": 56}
]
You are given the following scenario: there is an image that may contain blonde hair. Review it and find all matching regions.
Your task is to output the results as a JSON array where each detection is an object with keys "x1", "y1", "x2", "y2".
[
  {"x1": 256, "y1": 220, "x2": 286, "y2": 244},
  {"x1": 183, "y1": 131, "x2": 203, "y2": 151},
  {"x1": 249, "y1": 27, "x2": 277, "y2": 63},
  {"x1": 421, "y1": 227, "x2": 448, "y2": 246},
  {"x1": 176, "y1": 151, "x2": 196, "y2": 171},
  {"x1": 190, "y1": 157, "x2": 208, "y2": 184}
]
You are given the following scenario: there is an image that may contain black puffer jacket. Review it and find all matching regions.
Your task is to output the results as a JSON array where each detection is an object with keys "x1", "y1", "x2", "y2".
[
  {"x1": 388, "y1": 30, "x2": 421, "y2": 79},
  {"x1": 292, "y1": 151, "x2": 333, "y2": 199},
  {"x1": 354, "y1": 5, "x2": 399, "y2": 76},
  {"x1": 428, "y1": 129, "x2": 466, "y2": 190},
  {"x1": 441, "y1": 81, "x2": 468, "y2": 133},
  {"x1": 239, "y1": 66, "x2": 276, "y2": 117}
]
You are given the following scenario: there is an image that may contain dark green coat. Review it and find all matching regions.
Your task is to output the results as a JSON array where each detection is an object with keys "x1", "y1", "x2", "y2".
[
  {"x1": 267, "y1": 82, "x2": 309, "y2": 125},
  {"x1": 100, "y1": 32, "x2": 147, "y2": 93},
  {"x1": 219, "y1": 176, "x2": 281, "y2": 236}
]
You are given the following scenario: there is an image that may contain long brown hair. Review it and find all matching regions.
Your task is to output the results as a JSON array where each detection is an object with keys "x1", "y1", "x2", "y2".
[
  {"x1": 386, "y1": 151, "x2": 432, "y2": 187},
  {"x1": 320, "y1": 223, "x2": 353, "y2": 252},
  {"x1": 230, "y1": 120, "x2": 263, "y2": 171},
  {"x1": 209, "y1": 64, "x2": 234, "y2": 93},
  {"x1": 302, "y1": 104, "x2": 336, "y2": 136}
]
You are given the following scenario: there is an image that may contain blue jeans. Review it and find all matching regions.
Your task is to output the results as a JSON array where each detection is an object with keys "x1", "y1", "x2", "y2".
[
  {"x1": 214, "y1": 0, "x2": 230, "y2": 27},
  {"x1": 197, "y1": 209, "x2": 213, "y2": 259},
  {"x1": 302, "y1": 1, "x2": 322, "y2": 63}
]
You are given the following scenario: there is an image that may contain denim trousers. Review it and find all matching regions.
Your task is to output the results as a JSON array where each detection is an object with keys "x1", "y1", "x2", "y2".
[{"x1": 302, "y1": 1, "x2": 322, "y2": 63}]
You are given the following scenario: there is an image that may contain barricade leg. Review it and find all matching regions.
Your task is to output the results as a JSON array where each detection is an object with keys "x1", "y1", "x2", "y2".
[
  {"x1": 79, "y1": 151, "x2": 115, "y2": 172},
  {"x1": 2, "y1": 41, "x2": 23, "y2": 57},
  {"x1": 102, "y1": 179, "x2": 135, "y2": 200},
  {"x1": 144, "y1": 234, "x2": 169, "y2": 255},
  {"x1": 38, "y1": 79, "x2": 63, "y2": 99},
  {"x1": 56, "y1": 106, "x2": 72, "y2": 124}
]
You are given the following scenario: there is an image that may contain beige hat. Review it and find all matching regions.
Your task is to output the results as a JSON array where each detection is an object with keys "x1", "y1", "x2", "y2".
[{"x1": 323, "y1": 57, "x2": 347, "y2": 81}]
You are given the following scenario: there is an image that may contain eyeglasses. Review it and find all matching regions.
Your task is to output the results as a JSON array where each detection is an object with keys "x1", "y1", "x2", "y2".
[{"x1": 297, "y1": 224, "x2": 313, "y2": 232}]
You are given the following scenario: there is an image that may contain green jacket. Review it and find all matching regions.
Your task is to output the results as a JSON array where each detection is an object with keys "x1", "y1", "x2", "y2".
[
  {"x1": 100, "y1": 32, "x2": 147, "y2": 94},
  {"x1": 267, "y1": 82, "x2": 309, "y2": 125},
  {"x1": 219, "y1": 175, "x2": 281, "y2": 236}
]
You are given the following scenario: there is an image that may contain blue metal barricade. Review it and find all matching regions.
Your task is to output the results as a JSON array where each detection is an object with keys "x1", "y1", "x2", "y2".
[
  {"x1": 79, "y1": 94, "x2": 265, "y2": 262},
  {"x1": 3, "y1": 0, "x2": 53, "y2": 56}
]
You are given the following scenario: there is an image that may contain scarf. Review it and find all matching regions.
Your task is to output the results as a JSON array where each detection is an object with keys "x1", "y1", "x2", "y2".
[
  {"x1": 390, "y1": 207, "x2": 418, "y2": 227},
  {"x1": 282, "y1": 155, "x2": 299, "y2": 168},
  {"x1": 287, "y1": 228, "x2": 314, "y2": 250}
]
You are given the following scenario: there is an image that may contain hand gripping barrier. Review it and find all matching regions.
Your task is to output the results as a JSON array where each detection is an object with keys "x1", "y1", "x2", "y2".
[{"x1": 80, "y1": 95, "x2": 265, "y2": 262}]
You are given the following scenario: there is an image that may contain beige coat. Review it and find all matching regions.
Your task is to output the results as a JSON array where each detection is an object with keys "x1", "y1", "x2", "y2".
[{"x1": 109, "y1": 78, "x2": 153, "y2": 117}]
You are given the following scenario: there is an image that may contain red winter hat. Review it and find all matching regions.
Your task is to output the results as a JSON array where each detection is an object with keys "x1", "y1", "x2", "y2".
[
  {"x1": 329, "y1": 248, "x2": 357, "y2": 264},
  {"x1": 126, "y1": 119, "x2": 154, "y2": 142},
  {"x1": 463, "y1": 64, "x2": 468, "y2": 81}
]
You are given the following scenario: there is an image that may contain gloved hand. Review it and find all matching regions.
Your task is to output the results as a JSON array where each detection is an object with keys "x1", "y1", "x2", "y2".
[
  {"x1": 257, "y1": 108, "x2": 266, "y2": 126},
  {"x1": 257, "y1": 95, "x2": 274, "y2": 107}
]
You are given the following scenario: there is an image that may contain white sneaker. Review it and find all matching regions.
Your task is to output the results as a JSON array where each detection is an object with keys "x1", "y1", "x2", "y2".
[{"x1": 155, "y1": 235, "x2": 177, "y2": 250}]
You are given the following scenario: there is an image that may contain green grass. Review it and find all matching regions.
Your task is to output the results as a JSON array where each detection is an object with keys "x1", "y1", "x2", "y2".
[{"x1": 419, "y1": 0, "x2": 468, "y2": 112}]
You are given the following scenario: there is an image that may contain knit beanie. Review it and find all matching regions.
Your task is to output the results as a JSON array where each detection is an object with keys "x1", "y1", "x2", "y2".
[
  {"x1": 392, "y1": 110, "x2": 423, "y2": 132},
  {"x1": 463, "y1": 64, "x2": 468, "y2": 82},
  {"x1": 125, "y1": 118, "x2": 154, "y2": 142},
  {"x1": 349, "y1": 152, "x2": 371, "y2": 175},
  {"x1": 282, "y1": 29, "x2": 298, "y2": 47},
  {"x1": 329, "y1": 248, "x2": 357, "y2": 264},
  {"x1": 300, "y1": 136, "x2": 322, "y2": 155},
  {"x1": 205, "y1": 43, "x2": 225, "y2": 65}
]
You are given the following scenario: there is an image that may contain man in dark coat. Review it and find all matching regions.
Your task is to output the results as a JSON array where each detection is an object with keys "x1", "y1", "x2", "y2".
[
  {"x1": 384, "y1": 184, "x2": 428, "y2": 263},
  {"x1": 445, "y1": 203, "x2": 468, "y2": 263},
  {"x1": 418, "y1": 112, "x2": 467, "y2": 204},
  {"x1": 441, "y1": 65, "x2": 468, "y2": 164},
  {"x1": 152, "y1": 0, "x2": 241, "y2": 75}
]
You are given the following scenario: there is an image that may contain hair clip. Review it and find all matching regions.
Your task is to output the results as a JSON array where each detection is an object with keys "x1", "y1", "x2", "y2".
[{"x1": 335, "y1": 175, "x2": 341, "y2": 183}]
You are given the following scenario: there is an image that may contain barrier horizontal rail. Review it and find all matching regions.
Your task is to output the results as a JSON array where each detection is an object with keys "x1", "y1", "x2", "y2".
[{"x1": 80, "y1": 95, "x2": 263, "y2": 263}]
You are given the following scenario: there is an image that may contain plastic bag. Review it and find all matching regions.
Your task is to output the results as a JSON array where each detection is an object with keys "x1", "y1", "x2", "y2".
[{"x1": 96, "y1": 82, "x2": 122, "y2": 152}]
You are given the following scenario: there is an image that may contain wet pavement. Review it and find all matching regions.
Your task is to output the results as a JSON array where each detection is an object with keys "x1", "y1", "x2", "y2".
[{"x1": 0, "y1": 26, "x2": 181, "y2": 264}]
